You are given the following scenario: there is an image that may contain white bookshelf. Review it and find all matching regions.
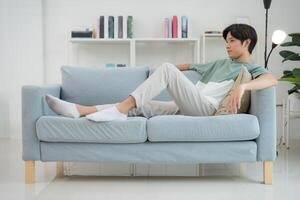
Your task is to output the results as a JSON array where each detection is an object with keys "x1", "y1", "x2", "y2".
[
  {"x1": 68, "y1": 38, "x2": 200, "y2": 67},
  {"x1": 201, "y1": 32, "x2": 223, "y2": 64}
]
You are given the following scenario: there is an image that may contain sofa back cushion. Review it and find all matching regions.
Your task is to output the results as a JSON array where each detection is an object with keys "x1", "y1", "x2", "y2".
[{"x1": 61, "y1": 66, "x2": 149, "y2": 105}]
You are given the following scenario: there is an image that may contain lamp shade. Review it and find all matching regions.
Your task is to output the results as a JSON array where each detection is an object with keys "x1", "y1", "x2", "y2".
[
  {"x1": 263, "y1": 0, "x2": 272, "y2": 9},
  {"x1": 272, "y1": 30, "x2": 287, "y2": 44}
]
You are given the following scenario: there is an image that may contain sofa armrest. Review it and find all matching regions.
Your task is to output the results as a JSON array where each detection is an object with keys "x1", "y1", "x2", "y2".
[
  {"x1": 22, "y1": 84, "x2": 61, "y2": 161},
  {"x1": 249, "y1": 86, "x2": 277, "y2": 161}
]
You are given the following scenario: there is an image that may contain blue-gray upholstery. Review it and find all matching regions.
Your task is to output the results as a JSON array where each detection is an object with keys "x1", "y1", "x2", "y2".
[
  {"x1": 36, "y1": 116, "x2": 147, "y2": 143},
  {"x1": 147, "y1": 114, "x2": 260, "y2": 142},
  {"x1": 22, "y1": 65, "x2": 277, "y2": 165}
]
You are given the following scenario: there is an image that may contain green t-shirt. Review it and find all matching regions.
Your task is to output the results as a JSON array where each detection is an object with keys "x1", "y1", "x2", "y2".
[{"x1": 189, "y1": 59, "x2": 269, "y2": 83}]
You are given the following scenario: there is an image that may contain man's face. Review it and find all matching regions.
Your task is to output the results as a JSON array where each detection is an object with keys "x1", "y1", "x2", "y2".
[{"x1": 225, "y1": 32, "x2": 250, "y2": 59}]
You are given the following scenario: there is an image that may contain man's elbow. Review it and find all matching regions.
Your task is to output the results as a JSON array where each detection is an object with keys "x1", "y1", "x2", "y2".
[
  {"x1": 269, "y1": 74, "x2": 278, "y2": 86},
  {"x1": 263, "y1": 73, "x2": 278, "y2": 86},
  {"x1": 273, "y1": 78, "x2": 278, "y2": 86}
]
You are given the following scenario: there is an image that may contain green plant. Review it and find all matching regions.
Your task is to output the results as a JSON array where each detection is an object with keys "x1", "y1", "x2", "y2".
[{"x1": 278, "y1": 33, "x2": 300, "y2": 96}]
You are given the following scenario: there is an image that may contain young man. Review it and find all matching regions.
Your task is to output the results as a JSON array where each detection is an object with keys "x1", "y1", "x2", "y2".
[{"x1": 46, "y1": 24, "x2": 278, "y2": 121}]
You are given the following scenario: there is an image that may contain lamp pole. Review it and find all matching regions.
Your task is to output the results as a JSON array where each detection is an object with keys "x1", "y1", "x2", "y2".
[{"x1": 263, "y1": 0, "x2": 272, "y2": 69}]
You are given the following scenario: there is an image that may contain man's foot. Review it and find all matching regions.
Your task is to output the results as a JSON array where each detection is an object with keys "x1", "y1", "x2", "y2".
[
  {"x1": 45, "y1": 94, "x2": 80, "y2": 118},
  {"x1": 86, "y1": 105, "x2": 127, "y2": 122}
]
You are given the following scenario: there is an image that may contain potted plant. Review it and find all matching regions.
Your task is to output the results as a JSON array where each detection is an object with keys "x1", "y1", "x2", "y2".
[{"x1": 278, "y1": 33, "x2": 300, "y2": 111}]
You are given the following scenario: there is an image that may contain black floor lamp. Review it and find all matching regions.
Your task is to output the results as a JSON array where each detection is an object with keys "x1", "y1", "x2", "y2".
[
  {"x1": 263, "y1": 0, "x2": 272, "y2": 69},
  {"x1": 263, "y1": 0, "x2": 287, "y2": 69}
]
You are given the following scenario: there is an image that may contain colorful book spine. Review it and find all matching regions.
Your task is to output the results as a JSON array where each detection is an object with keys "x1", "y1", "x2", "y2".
[
  {"x1": 168, "y1": 17, "x2": 172, "y2": 38},
  {"x1": 163, "y1": 18, "x2": 169, "y2": 38},
  {"x1": 99, "y1": 16, "x2": 104, "y2": 38},
  {"x1": 127, "y1": 16, "x2": 133, "y2": 38},
  {"x1": 172, "y1": 16, "x2": 178, "y2": 38},
  {"x1": 108, "y1": 16, "x2": 114, "y2": 38},
  {"x1": 118, "y1": 16, "x2": 123, "y2": 38},
  {"x1": 181, "y1": 16, "x2": 188, "y2": 38}
]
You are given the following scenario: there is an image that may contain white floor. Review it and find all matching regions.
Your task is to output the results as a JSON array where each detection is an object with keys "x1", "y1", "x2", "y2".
[{"x1": 0, "y1": 138, "x2": 299, "y2": 200}]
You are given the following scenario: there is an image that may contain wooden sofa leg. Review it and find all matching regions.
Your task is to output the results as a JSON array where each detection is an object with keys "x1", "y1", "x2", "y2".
[
  {"x1": 263, "y1": 161, "x2": 273, "y2": 185},
  {"x1": 25, "y1": 161, "x2": 35, "y2": 184},
  {"x1": 56, "y1": 161, "x2": 64, "y2": 177}
]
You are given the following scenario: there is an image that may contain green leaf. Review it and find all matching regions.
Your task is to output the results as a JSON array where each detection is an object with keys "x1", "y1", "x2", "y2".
[
  {"x1": 279, "y1": 50, "x2": 296, "y2": 58},
  {"x1": 282, "y1": 53, "x2": 300, "y2": 62},
  {"x1": 288, "y1": 84, "x2": 300, "y2": 95},
  {"x1": 289, "y1": 33, "x2": 300, "y2": 43},
  {"x1": 292, "y1": 68, "x2": 300, "y2": 77},
  {"x1": 283, "y1": 70, "x2": 293, "y2": 76},
  {"x1": 278, "y1": 77, "x2": 300, "y2": 84},
  {"x1": 280, "y1": 41, "x2": 300, "y2": 47}
]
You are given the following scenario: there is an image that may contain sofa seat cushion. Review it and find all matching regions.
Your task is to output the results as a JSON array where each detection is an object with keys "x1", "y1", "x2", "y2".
[
  {"x1": 36, "y1": 116, "x2": 147, "y2": 143},
  {"x1": 147, "y1": 114, "x2": 260, "y2": 142}
]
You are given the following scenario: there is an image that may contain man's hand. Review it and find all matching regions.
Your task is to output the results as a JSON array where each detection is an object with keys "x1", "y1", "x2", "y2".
[{"x1": 226, "y1": 84, "x2": 246, "y2": 114}]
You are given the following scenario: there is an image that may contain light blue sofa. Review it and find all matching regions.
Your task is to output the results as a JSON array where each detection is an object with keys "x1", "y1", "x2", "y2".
[{"x1": 22, "y1": 65, "x2": 277, "y2": 184}]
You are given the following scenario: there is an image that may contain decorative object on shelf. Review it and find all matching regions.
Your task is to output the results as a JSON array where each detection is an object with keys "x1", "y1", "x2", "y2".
[
  {"x1": 116, "y1": 64, "x2": 127, "y2": 67},
  {"x1": 98, "y1": 16, "x2": 132, "y2": 39},
  {"x1": 163, "y1": 15, "x2": 189, "y2": 38},
  {"x1": 71, "y1": 29, "x2": 94, "y2": 38},
  {"x1": 204, "y1": 31, "x2": 222, "y2": 35},
  {"x1": 105, "y1": 63, "x2": 116, "y2": 68},
  {"x1": 264, "y1": 30, "x2": 287, "y2": 69},
  {"x1": 163, "y1": 18, "x2": 169, "y2": 38},
  {"x1": 278, "y1": 32, "x2": 300, "y2": 96},
  {"x1": 181, "y1": 16, "x2": 188, "y2": 38},
  {"x1": 105, "y1": 63, "x2": 127, "y2": 68},
  {"x1": 108, "y1": 16, "x2": 114, "y2": 38},
  {"x1": 127, "y1": 16, "x2": 133, "y2": 38},
  {"x1": 172, "y1": 16, "x2": 178, "y2": 38},
  {"x1": 118, "y1": 16, "x2": 123, "y2": 39},
  {"x1": 99, "y1": 16, "x2": 105, "y2": 38}
]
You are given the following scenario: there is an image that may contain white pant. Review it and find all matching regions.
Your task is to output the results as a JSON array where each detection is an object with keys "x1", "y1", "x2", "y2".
[{"x1": 128, "y1": 62, "x2": 216, "y2": 118}]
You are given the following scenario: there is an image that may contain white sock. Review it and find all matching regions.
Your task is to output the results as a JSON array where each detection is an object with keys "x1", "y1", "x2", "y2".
[
  {"x1": 45, "y1": 94, "x2": 80, "y2": 118},
  {"x1": 95, "y1": 103, "x2": 116, "y2": 111},
  {"x1": 86, "y1": 105, "x2": 127, "y2": 122}
]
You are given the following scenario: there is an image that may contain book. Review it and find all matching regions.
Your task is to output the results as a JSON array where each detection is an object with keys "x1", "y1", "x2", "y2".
[
  {"x1": 168, "y1": 17, "x2": 172, "y2": 38},
  {"x1": 163, "y1": 18, "x2": 169, "y2": 38},
  {"x1": 99, "y1": 16, "x2": 104, "y2": 38},
  {"x1": 118, "y1": 16, "x2": 123, "y2": 38},
  {"x1": 108, "y1": 16, "x2": 114, "y2": 38},
  {"x1": 71, "y1": 30, "x2": 93, "y2": 38},
  {"x1": 172, "y1": 16, "x2": 178, "y2": 38},
  {"x1": 127, "y1": 16, "x2": 133, "y2": 38},
  {"x1": 181, "y1": 16, "x2": 188, "y2": 38}
]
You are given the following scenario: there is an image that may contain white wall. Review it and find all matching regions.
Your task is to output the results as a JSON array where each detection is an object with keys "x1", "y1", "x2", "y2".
[
  {"x1": 0, "y1": 0, "x2": 44, "y2": 138},
  {"x1": 1, "y1": 0, "x2": 299, "y2": 141}
]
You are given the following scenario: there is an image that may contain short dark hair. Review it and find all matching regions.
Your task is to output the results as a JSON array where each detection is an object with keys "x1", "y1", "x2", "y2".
[{"x1": 222, "y1": 24, "x2": 257, "y2": 54}]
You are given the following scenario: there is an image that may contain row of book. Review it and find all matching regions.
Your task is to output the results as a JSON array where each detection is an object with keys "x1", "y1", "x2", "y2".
[
  {"x1": 163, "y1": 16, "x2": 190, "y2": 38},
  {"x1": 98, "y1": 15, "x2": 133, "y2": 39}
]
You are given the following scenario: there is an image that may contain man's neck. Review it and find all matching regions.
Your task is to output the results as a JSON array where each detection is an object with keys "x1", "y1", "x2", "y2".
[{"x1": 232, "y1": 53, "x2": 253, "y2": 64}]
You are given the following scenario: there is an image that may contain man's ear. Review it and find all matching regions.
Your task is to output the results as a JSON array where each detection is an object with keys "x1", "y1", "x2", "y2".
[{"x1": 242, "y1": 39, "x2": 251, "y2": 48}]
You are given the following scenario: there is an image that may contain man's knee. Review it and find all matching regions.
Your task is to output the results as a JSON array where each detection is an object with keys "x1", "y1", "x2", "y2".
[{"x1": 160, "y1": 62, "x2": 177, "y2": 71}]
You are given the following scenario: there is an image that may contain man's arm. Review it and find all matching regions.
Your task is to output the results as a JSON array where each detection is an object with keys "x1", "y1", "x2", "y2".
[
  {"x1": 175, "y1": 64, "x2": 191, "y2": 71},
  {"x1": 226, "y1": 73, "x2": 278, "y2": 114},
  {"x1": 242, "y1": 73, "x2": 278, "y2": 91}
]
